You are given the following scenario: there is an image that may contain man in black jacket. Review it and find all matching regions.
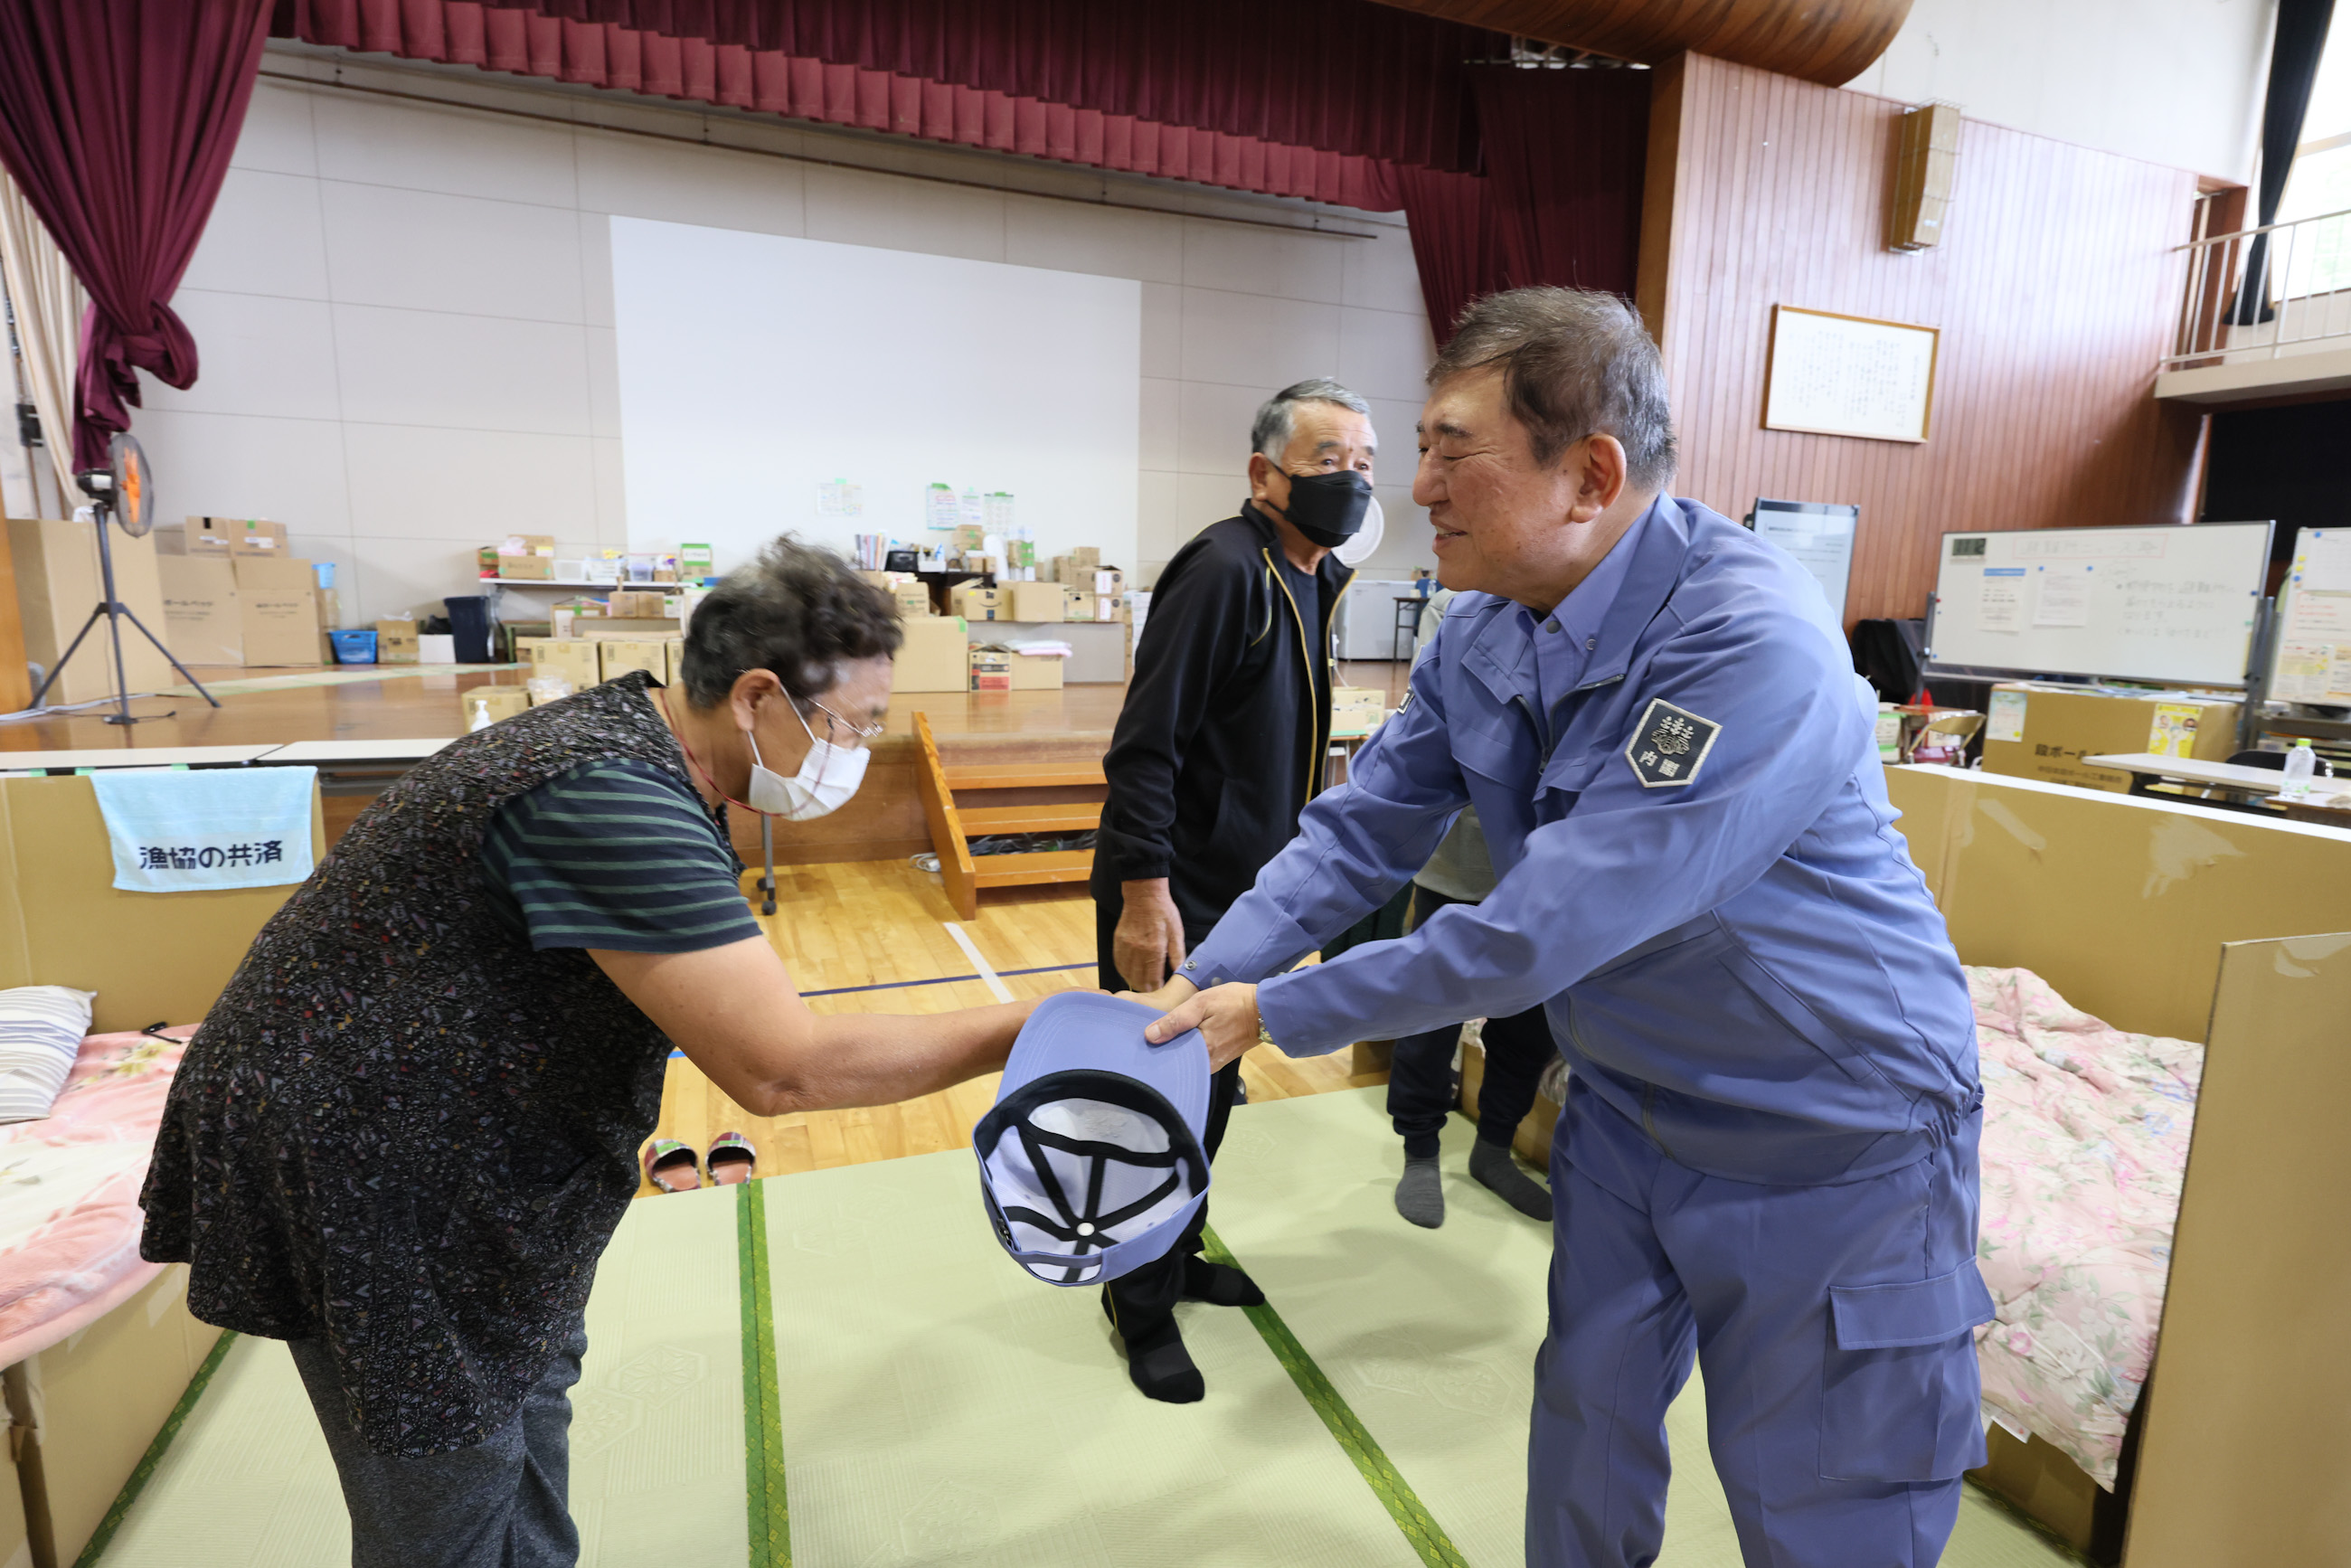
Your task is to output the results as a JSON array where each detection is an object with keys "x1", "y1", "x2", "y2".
[{"x1": 1091, "y1": 376, "x2": 1374, "y2": 1403}]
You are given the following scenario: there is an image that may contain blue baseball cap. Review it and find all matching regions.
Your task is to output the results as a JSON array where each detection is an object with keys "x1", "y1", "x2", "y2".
[{"x1": 972, "y1": 991, "x2": 1212, "y2": 1287}]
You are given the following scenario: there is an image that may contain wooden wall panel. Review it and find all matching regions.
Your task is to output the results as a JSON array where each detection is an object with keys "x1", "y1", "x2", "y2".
[{"x1": 1645, "y1": 54, "x2": 2207, "y2": 627}]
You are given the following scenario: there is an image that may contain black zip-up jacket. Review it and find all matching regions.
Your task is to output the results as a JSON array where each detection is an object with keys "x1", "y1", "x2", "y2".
[{"x1": 1093, "y1": 503, "x2": 1354, "y2": 940}]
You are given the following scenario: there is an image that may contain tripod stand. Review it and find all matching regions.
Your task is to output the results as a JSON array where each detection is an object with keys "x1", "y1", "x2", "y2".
[{"x1": 26, "y1": 480, "x2": 220, "y2": 724}]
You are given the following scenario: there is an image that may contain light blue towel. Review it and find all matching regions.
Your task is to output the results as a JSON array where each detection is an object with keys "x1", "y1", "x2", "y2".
[{"x1": 90, "y1": 766, "x2": 318, "y2": 893}]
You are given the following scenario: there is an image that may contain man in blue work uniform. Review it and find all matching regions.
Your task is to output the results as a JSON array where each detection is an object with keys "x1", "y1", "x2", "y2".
[{"x1": 1134, "y1": 288, "x2": 1991, "y2": 1567}]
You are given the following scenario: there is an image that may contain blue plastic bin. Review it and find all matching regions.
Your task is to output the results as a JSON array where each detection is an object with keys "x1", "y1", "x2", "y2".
[{"x1": 330, "y1": 629, "x2": 378, "y2": 665}]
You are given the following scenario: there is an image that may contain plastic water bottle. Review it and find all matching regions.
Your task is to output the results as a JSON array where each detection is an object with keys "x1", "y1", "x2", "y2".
[{"x1": 2280, "y1": 739, "x2": 2318, "y2": 801}]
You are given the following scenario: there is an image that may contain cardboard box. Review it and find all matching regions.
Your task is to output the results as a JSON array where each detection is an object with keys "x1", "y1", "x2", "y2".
[
  {"x1": 1071, "y1": 545, "x2": 1101, "y2": 569},
  {"x1": 952, "y1": 524, "x2": 987, "y2": 554},
  {"x1": 664, "y1": 638, "x2": 684, "y2": 688},
  {"x1": 460, "y1": 685, "x2": 533, "y2": 729},
  {"x1": 1061, "y1": 586, "x2": 1096, "y2": 621},
  {"x1": 157, "y1": 553, "x2": 242, "y2": 666},
  {"x1": 239, "y1": 581, "x2": 321, "y2": 667},
  {"x1": 1981, "y1": 684, "x2": 2242, "y2": 793},
  {"x1": 190, "y1": 515, "x2": 288, "y2": 556},
  {"x1": 969, "y1": 646, "x2": 1013, "y2": 692},
  {"x1": 1008, "y1": 581, "x2": 1065, "y2": 622},
  {"x1": 375, "y1": 618, "x2": 420, "y2": 664},
  {"x1": 893, "y1": 615, "x2": 970, "y2": 694},
  {"x1": 1095, "y1": 596, "x2": 1123, "y2": 624},
  {"x1": 495, "y1": 534, "x2": 557, "y2": 580},
  {"x1": 606, "y1": 590, "x2": 671, "y2": 619},
  {"x1": 950, "y1": 584, "x2": 1003, "y2": 621},
  {"x1": 680, "y1": 543, "x2": 714, "y2": 581},
  {"x1": 315, "y1": 587, "x2": 343, "y2": 663},
  {"x1": 1093, "y1": 569, "x2": 1125, "y2": 598},
  {"x1": 597, "y1": 639, "x2": 668, "y2": 682},
  {"x1": 230, "y1": 554, "x2": 314, "y2": 594},
  {"x1": 892, "y1": 584, "x2": 933, "y2": 618},
  {"x1": 9, "y1": 517, "x2": 175, "y2": 703},
  {"x1": 1006, "y1": 650, "x2": 1064, "y2": 690}
]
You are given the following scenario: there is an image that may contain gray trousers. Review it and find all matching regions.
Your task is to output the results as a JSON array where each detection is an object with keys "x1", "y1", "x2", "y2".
[{"x1": 288, "y1": 1325, "x2": 587, "y2": 1568}]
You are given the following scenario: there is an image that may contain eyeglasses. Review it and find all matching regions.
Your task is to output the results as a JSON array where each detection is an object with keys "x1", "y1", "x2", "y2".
[{"x1": 807, "y1": 698, "x2": 888, "y2": 744}]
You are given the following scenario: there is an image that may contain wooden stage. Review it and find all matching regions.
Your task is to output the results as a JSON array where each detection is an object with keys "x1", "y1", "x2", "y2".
[{"x1": 0, "y1": 658, "x2": 1412, "y2": 859}]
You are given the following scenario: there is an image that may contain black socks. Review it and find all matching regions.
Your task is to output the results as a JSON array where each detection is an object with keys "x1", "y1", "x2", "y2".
[
  {"x1": 1180, "y1": 1256, "x2": 1265, "y2": 1308},
  {"x1": 1469, "y1": 1138, "x2": 1553, "y2": 1222},
  {"x1": 1104, "y1": 1258, "x2": 1263, "y2": 1404}
]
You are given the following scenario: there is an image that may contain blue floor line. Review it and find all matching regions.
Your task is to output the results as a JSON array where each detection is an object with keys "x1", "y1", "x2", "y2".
[{"x1": 666, "y1": 960, "x2": 1097, "y2": 1057}]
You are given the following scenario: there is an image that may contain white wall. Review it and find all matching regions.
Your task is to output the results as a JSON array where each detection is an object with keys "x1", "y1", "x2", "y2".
[
  {"x1": 1846, "y1": 0, "x2": 2274, "y2": 182},
  {"x1": 126, "y1": 46, "x2": 1439, "y2": 627}
]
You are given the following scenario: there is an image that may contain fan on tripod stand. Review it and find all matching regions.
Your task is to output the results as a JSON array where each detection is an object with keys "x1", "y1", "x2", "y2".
[{"x1": 27, "y1": 433, "x2": 221, "y2": 725}]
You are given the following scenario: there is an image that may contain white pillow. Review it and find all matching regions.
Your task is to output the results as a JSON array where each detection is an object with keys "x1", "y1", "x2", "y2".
[{"x1": 0, "y1": 987, "x2": 96, "y2": 1124}]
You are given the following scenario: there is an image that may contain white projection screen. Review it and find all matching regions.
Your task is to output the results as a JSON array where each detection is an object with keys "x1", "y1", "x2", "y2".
[{"x1": 610, "y1": 217, "x2": 1141, "y2": 575}]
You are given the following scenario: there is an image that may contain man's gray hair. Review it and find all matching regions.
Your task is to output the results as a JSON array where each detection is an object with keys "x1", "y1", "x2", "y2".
[
  {"x1": 677, "y1": 536, "x2": 903, "y2": 708},
  {"x1": 1428, "y1": 288, "x2": 1677, "y2": 491},
  {"x1": 1251, "y1": 377, "x2": 1372, "y2": 462}
]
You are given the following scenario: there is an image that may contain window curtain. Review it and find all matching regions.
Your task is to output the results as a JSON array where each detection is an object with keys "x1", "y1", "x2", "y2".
[
  {"x1": 0, "y1": 0, "x2": 275, "y2": 470},
  {"x1": 0, "y1": 168, "x2": 86, "y2": 515},
  {"x1": 272, "y1": 0, "x2": 1504, "y2": 208},
  {"x1": 2233, "y1": 0, "x2": 2338, "y2": 325},
  {"x1": 1393, "y1": 67, "x2": 1651, "y2": 346}
]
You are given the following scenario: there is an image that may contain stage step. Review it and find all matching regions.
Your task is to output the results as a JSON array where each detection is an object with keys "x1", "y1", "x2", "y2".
[
  {"x1": 914, "y1": 712, "x2": 1109, "y2": 919},
  {"x1": 944, "y1": 764, "x2": 1106, "y2": 790},
  {"x1": 970, "y1": 849, "x2": 1097, "y2": 889},
  {"x1": 958, "y1": 802, "x2": 1104, "y2": 836}
]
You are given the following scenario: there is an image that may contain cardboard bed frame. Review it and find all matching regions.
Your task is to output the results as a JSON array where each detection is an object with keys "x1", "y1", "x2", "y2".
[{"x1": 1885, "y1": 765, "x2": 2351, "y2": 1566}]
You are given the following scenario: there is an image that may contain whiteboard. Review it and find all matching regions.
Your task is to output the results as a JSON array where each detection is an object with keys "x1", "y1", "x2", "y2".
[
  {"x1": 609, "y1": 219, "x2": 1140, "y2": 577},
  {"x1": 2270, "y1": 526, "x2": 2351, "y2": 706},
  {"x1": 1763, "y1": 306, "x2": 1938, "y2": 443},
  {"x1": 1924, "y1": 523, "x2": 2272, "y2": 688},
  {"x1": 1748, "y1": 498, "x2": 1858, "y2": 618}
]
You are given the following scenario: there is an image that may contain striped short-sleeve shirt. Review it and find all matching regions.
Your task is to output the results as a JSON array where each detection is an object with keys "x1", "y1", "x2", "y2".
[{"x1": 479, "y1": 759, "x2": 761, "y2": 952}]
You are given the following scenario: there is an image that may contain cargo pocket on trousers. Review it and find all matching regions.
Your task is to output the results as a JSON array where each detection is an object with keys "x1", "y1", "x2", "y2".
[{"x1": 1818, "y1": 1261, "x2": 1996, "y2": 1482}]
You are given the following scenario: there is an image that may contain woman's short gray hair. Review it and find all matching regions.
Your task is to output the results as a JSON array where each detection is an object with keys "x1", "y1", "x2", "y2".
[
  {"x1": 1251, "y1": 377, "x2": 1372, "y2": 461},
  {"x1": 677, "y1": 536, "x2": 903, "y2": 708},
  {"x1": 1429, "y1": 288, "x2": 1677, "y2": 492}
]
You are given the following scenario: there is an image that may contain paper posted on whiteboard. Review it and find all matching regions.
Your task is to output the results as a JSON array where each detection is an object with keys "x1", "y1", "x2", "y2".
[
  {"x1": 1978, "y1": 568, "x2": 2026, "y2": 631},
  {"x1": 2032, "y1": 562, "x2": 2092, "y2": 628}
]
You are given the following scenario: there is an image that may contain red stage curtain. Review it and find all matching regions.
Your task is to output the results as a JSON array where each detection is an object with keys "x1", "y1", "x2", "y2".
[
  {"x1": 1396, "y1": 67, "x2": 1650, "y2": 345},
  {"x1": 270, "y1": 0, "x2": 1504, "y2": 207},
  {"x1": 0, "y1": 0, "x2": 275, "y2": 469}
]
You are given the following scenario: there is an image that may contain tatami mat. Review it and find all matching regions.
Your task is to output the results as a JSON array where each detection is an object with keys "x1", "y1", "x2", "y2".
[
  {"x1": 95, "y1": 1089, "x2": 2080, "y2": 1567},
  {"x1": 763, "y1": 1143, "x2": 1426, "y2": 1568},
  {"x1": 1210, "y1": 1087, "x2": 2078, "y2": 1568},
  {"x1": 97, "y1": 1184, "x2": 749, "y2": 1566}
]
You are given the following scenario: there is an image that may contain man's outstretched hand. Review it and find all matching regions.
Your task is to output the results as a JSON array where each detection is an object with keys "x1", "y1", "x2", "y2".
[{"x1": 1139, "y1": 982, "x2": 1262, "y2": 1072}]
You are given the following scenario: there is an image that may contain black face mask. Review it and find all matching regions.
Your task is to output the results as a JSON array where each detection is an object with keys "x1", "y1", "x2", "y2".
[{"x1": 1277, "y1": 468, "x2": 1373, "y2": 549}]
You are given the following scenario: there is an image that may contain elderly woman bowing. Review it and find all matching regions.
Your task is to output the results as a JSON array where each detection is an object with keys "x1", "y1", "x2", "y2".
[{"x1": 140, "y1": 539, "x2": 1026, "y2": 1568}]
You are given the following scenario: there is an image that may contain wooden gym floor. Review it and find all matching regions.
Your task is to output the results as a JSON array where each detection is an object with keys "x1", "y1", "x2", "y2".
[{"x1": 639, "y1": 857, "x2": 1388, "y2": 1195}]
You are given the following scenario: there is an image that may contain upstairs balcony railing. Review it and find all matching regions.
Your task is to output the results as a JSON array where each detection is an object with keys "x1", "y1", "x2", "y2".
[{"x1": 2168, "y1": 192, "x2": 2351, "y2": 371}]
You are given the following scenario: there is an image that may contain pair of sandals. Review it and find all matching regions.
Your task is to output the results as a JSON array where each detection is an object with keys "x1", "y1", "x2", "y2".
[{"x1": 643, "y1": 1131, "x2": 756, "y2": 1192}]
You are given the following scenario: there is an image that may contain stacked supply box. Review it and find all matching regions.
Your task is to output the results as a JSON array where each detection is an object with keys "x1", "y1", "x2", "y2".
[
  {"x1": 230, "y1": 554, "x2": 322, "y2": 666},
  {"x1": 969, "y1": 646, "x2": 1013, "y2": 692},
  {"x1": 1981, "y1": 684, "x2": 2242, "y2": 792},
  {"x1": 951, "y1": 584, "x2": 1004, "y2": 621},
  {"x1": 893, "y1": 616, "x2": 970, "y2": 693}
]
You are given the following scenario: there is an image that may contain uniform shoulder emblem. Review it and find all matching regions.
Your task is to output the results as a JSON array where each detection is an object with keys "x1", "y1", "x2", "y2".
[{"x1": 1625, "y1": 698, "x2": 1722, "y2": 789}]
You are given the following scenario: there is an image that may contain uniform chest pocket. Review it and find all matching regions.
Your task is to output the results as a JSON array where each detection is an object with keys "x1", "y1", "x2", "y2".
[
  {"x1": 1818, "y1": 1262, "x2": 1996, "y2": 1482},
  {"x1": 1453, "y1": 715, "x2": 1525, "y2": 787},
  {"x1": 1537, "y1": 743, "x2": 1608, "y2": 798}
]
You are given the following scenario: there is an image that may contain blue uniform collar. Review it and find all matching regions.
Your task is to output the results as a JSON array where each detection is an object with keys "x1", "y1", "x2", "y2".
[{"x1": 1457, "y1": 495, "x2": 1686, "y2": 708}]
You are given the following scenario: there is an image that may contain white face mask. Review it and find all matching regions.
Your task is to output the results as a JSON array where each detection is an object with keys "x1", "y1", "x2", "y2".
[{"x1": 743, "y1": 699, "x2": 869, "y2": 820}]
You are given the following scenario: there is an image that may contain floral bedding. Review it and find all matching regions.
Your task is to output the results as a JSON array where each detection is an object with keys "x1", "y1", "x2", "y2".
[
  {"x1": 1969, "y1": 967, "x2": 2201, "y2": 1489},
  {"x1": 0, "y1": 1027, "x2": 193, "y2": 1367}
]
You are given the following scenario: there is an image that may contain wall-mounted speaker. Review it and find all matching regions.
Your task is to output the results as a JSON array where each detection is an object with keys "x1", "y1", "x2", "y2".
[{"x1": 1888, "y1": 102, "x2": 1962, "y2": 251}]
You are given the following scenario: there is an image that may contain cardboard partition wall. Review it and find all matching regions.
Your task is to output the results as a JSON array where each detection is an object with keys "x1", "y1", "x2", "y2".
[
  {"x1": 1884, "y1": 767, "x2": 2351, "y2": 1044},
  {"x1": 0, "y1": 773, "x2": 326, "y2": 1033},
  {"x1": 7, "y1": 518, "x2": 175, "y2": 704},
  {"x1": 2123, "y1": 933, "x2": 2351, "y2": 1568}
]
